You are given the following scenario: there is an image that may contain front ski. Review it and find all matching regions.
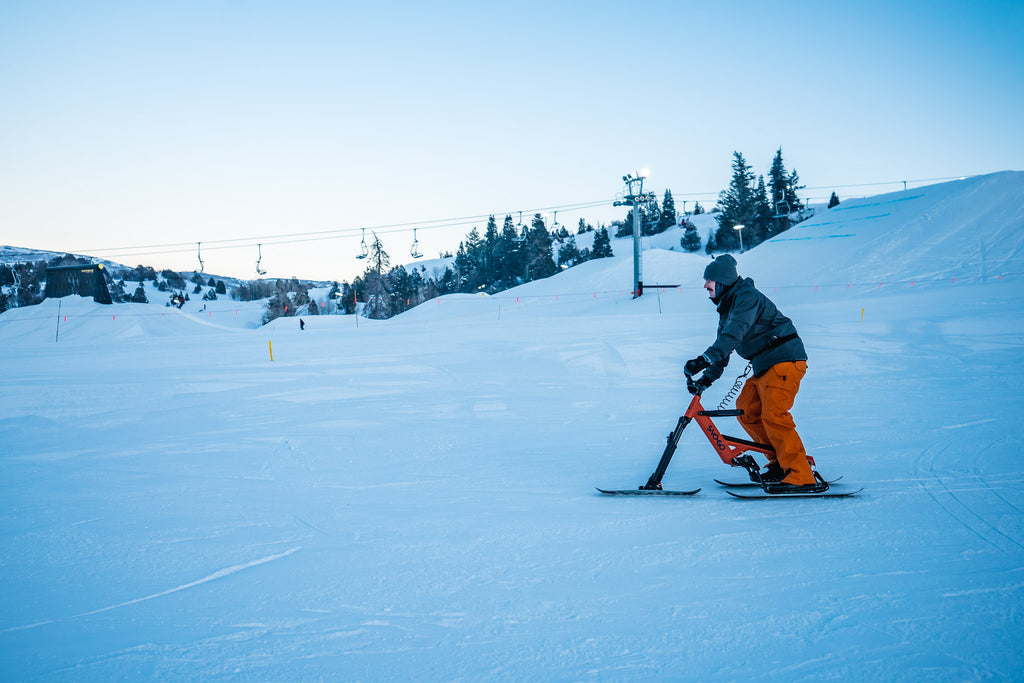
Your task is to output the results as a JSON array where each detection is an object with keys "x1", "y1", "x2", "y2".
[
  {"x1": 715, "y1": 476, "x2": 843, "y2": 488},
  {"x1": 726, "y1": 487, "x2": 862, "y2": 499},
  {"x1": 596, "y1": 487, "x2": 701, "y2": 496}
]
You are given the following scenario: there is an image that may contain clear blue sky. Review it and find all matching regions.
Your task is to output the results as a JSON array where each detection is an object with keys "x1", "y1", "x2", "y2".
[{"x1": 2, "y1": 0, "x2": 1021, "y2": 282}]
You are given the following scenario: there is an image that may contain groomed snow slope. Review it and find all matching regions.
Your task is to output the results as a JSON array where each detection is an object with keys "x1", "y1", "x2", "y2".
[{"x1": 1, "y1": 172, "x2": 1023, "y2": 681}]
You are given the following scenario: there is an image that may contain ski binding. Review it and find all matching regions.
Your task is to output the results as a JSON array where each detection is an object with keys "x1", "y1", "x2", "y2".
[{"x1": 715, "y1": 475, "x2": 844, "y2": 488}]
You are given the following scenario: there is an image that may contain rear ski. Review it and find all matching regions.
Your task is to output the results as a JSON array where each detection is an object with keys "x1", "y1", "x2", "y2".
[{"x1": 726, "y1": 487, "x2": 862, "y2": 499}]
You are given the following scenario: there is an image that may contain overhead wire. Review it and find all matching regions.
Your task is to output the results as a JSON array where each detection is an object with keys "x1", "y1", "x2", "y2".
[
  {"x1": 67, "y1": 174, "x2": 978, "y2": 263},
  {"x1": 75, "y1": 199, "x2": 616, "y2": 261}
]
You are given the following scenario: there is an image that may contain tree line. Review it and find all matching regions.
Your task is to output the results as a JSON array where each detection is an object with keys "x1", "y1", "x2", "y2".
[
  {"x1": 341, "y1": 214, "x2": 616, "y2": 320},
  {"x1": 703, "y1": 148, "x2": 807, "y2": 253},
  {"x1": 0, "y1": 147, "x2": 825, "y2": 318}
]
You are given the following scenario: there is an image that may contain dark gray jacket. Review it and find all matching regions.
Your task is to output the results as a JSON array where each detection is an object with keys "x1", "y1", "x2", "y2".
[{"x1": 701, "y1": 277, "x2": 806, "y2": 379}]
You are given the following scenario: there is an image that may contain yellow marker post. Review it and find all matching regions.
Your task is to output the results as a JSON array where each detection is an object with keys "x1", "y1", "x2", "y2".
[
  {"x1": 861, "y1": 307, "x2": 865, "y2": 322},
  {"x1": 269, "y1": 340, "x2": 274, "y2": 362}
]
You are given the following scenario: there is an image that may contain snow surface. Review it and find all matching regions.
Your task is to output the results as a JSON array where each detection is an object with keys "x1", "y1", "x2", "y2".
[{"x1": 2, "y1": 172, "x2": 1024, "y2": 681}]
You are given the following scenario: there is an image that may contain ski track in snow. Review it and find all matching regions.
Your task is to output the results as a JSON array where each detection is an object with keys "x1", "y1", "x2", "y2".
[
  {"x1": 914, "y1": 444, "x2": 1024, "y2": 555},
  {"x1": 0, "y1": 547, "x2": 302, "y2": 633},
  {"x1": 75, "y1": 546, "x2": 303, "y2": 617}
]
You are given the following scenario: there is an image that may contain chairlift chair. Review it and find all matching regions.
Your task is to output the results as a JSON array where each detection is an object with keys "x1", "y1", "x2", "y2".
[
  {"x1": 410, "y1": 229, "x2": 423, "y2": 259},
  {"x1": 356, "y1": 228, "x2": 369, "y2": 259},
  {"x1": 511, "y1": 211, "x2": 527, "y2": 248},
  {"x1": 773, "y1": 193, "x2": 791, "y2": 219},
  {"x1": 551, "y1": 210, "x2": 571, "y2": 241},
  {"x1": 196, "y1": 242, "x2": 205, "y2": 273},
  {"x1": 255, "y1": 244, "x2": 267, "y2": 275}
]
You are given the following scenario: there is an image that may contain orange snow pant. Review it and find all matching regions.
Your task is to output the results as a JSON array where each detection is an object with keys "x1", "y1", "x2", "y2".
[{"x1": 736, "y1": 361, "x2": 814, "y2": 485}]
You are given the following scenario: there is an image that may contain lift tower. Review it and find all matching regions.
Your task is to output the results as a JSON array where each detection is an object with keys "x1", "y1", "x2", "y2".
[{"x1": 614, "y1": 170, "x2": 656, "y2": 297}]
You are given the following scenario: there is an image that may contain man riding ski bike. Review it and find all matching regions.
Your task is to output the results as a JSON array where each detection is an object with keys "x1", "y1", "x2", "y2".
[{"x1": 685, "y1": 254, "x2": 821, "y2": 493}]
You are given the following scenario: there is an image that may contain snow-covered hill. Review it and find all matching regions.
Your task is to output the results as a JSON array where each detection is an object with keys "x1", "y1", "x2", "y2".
[
  {"x1": 1, "y1": 171, "x2": 1023, "y2": 681},
  {"x1": 744, "y1": 171, "x2": 1024, "y2": 287}
]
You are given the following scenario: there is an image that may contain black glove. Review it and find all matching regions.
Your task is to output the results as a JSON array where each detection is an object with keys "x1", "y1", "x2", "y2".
[
  {"x1": 684, "y1": 356, "x2": 709, "y2": 376},
  {"x1": 686, "y1": 375, "x2": 713, "y2": 395}
]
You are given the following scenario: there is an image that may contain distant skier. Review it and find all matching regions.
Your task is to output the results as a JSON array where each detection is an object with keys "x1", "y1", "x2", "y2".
[
  {"x1": 684, "y1": 254, "x2": 818, "y2": 493},
  {"x1": 299, "y1": 318, "x2": 305, "y2": 330}
]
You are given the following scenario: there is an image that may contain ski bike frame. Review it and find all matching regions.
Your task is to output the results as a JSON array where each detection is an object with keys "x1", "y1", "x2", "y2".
[{"x1": 640, "y1": 371, "x2": 815, "y2": 490}]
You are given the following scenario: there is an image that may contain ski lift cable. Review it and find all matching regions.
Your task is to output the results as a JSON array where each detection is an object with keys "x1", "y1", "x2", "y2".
[
  {"x1": 76, "y1": 203, "x2": 613, "y2": 264},
  {"x1": 76, "y1": 199, "x2": 615, "y2": 257},
  {"x1": 70, "y1": 173, "x2": 977, "y2": 259},
  {"x1": 55, "y1": 192, "x2": 686, "y2": 264}
]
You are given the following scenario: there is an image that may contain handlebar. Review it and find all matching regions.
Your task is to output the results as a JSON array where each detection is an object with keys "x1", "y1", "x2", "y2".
[{"x1": 684, "y1": 369, "x2": 706, "y2": 396}]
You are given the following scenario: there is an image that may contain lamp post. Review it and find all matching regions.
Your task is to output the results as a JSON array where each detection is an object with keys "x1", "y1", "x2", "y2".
[{"x1": 734, "y1": 224, "x2": 745, "y2": 252}]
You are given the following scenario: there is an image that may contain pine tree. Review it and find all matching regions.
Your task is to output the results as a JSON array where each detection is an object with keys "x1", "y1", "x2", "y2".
[
  {"x1": 497, "y1": 215, "x2": 521, "y2": 288},
  {"x1": 263, "y1": 278, "x2": 307, "y2": 322},
  {"x1": 341, "y1": 282, "x2": 357, "y2": 314},
  {"x1": 785, "y1": 169, "x2": 804, "y2": 212},
  {"x1": 714, "y1": 151, "x2": 758, "y2": 251},
  {"x1": 290, "y1": 279, "x2": 312, "y2": 310},
  {"x1": 692, "y1": 201, "x2": 705, "y2": 215},
  {"x1": 591, "y1": 227, "x2": 614, "y2": 258},
  {"x1": 705, "y1": 228, "x2": 718, "y2": 255},
  {"x1": 362, "y1": 272, "x2": 390, "y2": 319},
  {"x1": 753, "y1": 175, "x2": 773, "y2": 244},
  {"x1": 658, "y1": 189, "x2": 677, "y2": 232},
  {"x1": 386, "y1": 265, "x2": 415, "y2": 313},
  {"x1": 263, "y1": 291, "x2": 289, "y2": 323},
  {"x1": 366, "y1": 232, "x2": 390, "y2": 276},
  {"x1": 828, "y1": 191, "x2": 841, "y2": 208},
  {"x1": 767, "y1": 149, "x2": 792, "y2": 237},
  {"x1": 768, "y1": 148, "x2": 790, "y2": 218},
  {"x1": 767, "y1": 148, "x2": 805, "y2": 237},
  {"x1": 483, "y1": 215, "x2": 499, "y2": 283},
  {"x1": 557, "y1": 237, "x2": 580, "y2": 268},
  {"x1": 524, "y1": 213, "x2": 557, "y2": 280},
  {"x1": 680, "y1": 220, "x2": 702, "y2": 252},
  {"x1": 454, "y1": 227, "x2": 484, "y2": 292},
  {"x1": 436, "y1": 266, "x2": 457, "y2": 294}
]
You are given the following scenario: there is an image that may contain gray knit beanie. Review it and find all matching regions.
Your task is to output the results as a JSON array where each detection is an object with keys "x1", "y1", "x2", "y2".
[{"x1": 703, "y1": 254, "x2": 739, "y2": 286}]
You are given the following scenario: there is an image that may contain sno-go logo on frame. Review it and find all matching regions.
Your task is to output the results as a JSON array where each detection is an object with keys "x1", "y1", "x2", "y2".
[{"x1": 703, "y1": 423, "x2": 728, "y2": 452}]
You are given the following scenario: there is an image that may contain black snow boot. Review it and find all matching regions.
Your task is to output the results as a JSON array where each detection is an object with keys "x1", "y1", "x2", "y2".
[{"x1": 751, "y1": 460, "x2": 786, "y2": 483}]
